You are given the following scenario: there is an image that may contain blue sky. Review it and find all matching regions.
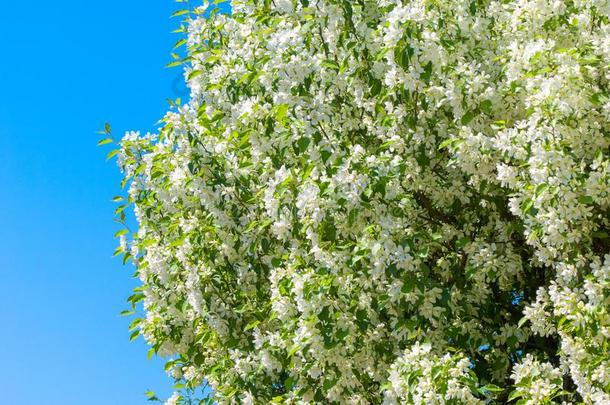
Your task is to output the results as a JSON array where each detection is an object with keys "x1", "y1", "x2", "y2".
[{"x1": 0, "y1": 1, "x2": 224, "y2": 403}]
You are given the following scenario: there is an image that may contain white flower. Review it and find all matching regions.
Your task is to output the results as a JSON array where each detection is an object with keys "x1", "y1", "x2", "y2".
[{"x1": 165, "y1": 392, "x2": 180, "y2": 405}]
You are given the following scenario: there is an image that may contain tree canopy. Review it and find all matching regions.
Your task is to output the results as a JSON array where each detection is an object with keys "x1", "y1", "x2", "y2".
[{"x1": 108, "y1": 0, "x2": 610, "y2": 403}]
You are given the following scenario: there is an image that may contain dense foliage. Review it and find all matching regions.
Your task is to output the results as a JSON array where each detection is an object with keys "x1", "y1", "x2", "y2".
[{"x1": 107, "y1": 0, "x2": 610, "y2": 403}]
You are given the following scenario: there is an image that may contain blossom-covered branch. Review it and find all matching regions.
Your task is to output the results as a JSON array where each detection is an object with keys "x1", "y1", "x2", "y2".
[{"x1": 110, "y1": 0, "x2": 610, "y2": 403}]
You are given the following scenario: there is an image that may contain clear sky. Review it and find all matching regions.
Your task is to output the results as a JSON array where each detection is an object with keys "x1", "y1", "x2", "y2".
[{"x1": 0, "y1": 1, "x2": 221, "y2": 403}]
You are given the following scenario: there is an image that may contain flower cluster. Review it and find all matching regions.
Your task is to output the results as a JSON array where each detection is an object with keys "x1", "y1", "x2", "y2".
[
  {"x1": 509, "y1": 354, "x2": 564, "y2": 404},
  {"x1": 112, "y1": 0, "x2": 610, "y2": 403},
  {"x1": 383, "y1": 342, "x2": 484, "y2": 404}
]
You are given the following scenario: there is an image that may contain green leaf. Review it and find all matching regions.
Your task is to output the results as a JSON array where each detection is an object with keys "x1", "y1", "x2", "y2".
[
  {"x1": 106, "y1": 149, "x2": 119, "y2": 160},
  {"x1": 276, "y1": 103, "x2": 289, "y2": 125},
  {"x1": 482, "y1": 384, "x2": 503, "y2": 394},
  {"x1": 284, "y1": 377, "x2": 295, "y2": 391},
  {"x1": 480, "y1": 99, "x2": 493, "y2": 114},
  {"x1": 129, "y1": 329, "x2": 140, "y2": 341},
  {"x1": 438, "y1": 138, "x2": 464, "y2": 150},
  {"x1": 244, "y1": 320, "x2": 260, "y2": 331},
  {"x1": 438, "y1": 138, "x2": 454, "y2": 150},
  {"x1": 114, "y1": 229, "x2": 129, "y2": 238},
  {"x1": 259, "y1": 219, "x2": 273, "y2": 231},
  {"x1": 369, "y1": 77, "x2": 382, "y2": 96},
  {"x1": 320, "y1": 60, "x2": 339, "y2": 71},
  {"x1": 145, "y1": 390, "x2": 160, "y2": 402},
  {"x1": 507, "y1": 390, "x2": 522, "y2": 402},
  {"x1": 97, "y1": 138, "x2": 113, "y2": 146},
  {"x1": 461, "y1": 111, "x2": 475, "y2": 125},
  {"x1": 173, "y1": 38, "x2": 187, "y2": 49},
  {"x1": 578, "y1": 195, "x2": 594, "y2": 205},
  {"x1": 430, "y1": 232, "x2": 443, "y2": 241},
  {"x1": 166, "y1": 60, "x2": 184, "y2": 68},
  {"x1": 336, "y1": 329, "x2": 349, "y2": 341},
  {"x1": 455, "y1": 237, "x2": 470, "y2": 249},
  {"x1": 296, "y1": 137, "x2": 310, "y2": 154},
  {"x1": 421, "y1": 61, "x2": 433, "y2": 84},
  {"x1": 301, "y1": 164, "x2": 315, "y2": 181},
  {"x1": 323, "y1": 378, "x2": 337, "y2": 391},
  {"x1": 188, "y1": 70, "x2": 204, "y2": 80},
  {"x1": 244, "y1": 220, "x2": 259, "y2": 232},
  {"x1": 394, "y1": 42, "x2": 413, "y2": 70},
  {"x1": 557, "y1": 315, "x2": 569, "y2": 330},
  {"x1": 589, "y1": 92, "x2": 608, "y2": 106},
  {"x1": 288, "y1": 344, "x2": 301, "y2": 357},
  {"x1": 417, "y1": 245, "x2": 429, "y2": 258},
  {"x1": 534, "y1": 183, "x2": 548, "y2": 196},
  {"x1": 171, "y1": 9, "x2": 189, "y2": 18},
  {"x1": 521, "y1": 198, "x2": 534, "y2": 215}
]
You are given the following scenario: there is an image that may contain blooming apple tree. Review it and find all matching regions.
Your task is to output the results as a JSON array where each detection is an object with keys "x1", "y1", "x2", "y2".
[{"x1": 106, "y1": 0, "x2": 610, "y2": 403}]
